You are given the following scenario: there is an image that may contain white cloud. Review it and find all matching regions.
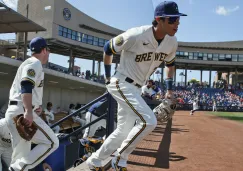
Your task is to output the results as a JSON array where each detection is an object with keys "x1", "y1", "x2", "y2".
[
  {"x1": 215, "y1": 5, "x2": 239, "y2": 16},
  {"x1": 1, "y1": 0, "x2": 17, "y2": 10}
]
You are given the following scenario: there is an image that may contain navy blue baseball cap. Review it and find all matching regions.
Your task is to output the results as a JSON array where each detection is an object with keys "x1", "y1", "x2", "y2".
[
  {"x1": 29, "y1": 37, "x2": 48, "y2": 52},
  {"x1": 154, "y1": 1, "x2": 187, "y2": 17}
]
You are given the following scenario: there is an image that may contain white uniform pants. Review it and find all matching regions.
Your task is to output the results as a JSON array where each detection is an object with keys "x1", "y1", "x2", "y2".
[
  {"x1": 213, "y1": 105, "x2": 217, "y2": 112},
  {"x1": 72, "y1": 116, "x2": 86, "y2": 126},
  {"x1": 5, "y1": 105, "x2": 59, "y2": 171},
  {"x1": 87, "y1": 73, "x2": 157, "y2": 167},
  {"x1": 0, "y1": 147, "x2": 12, "y2": 171}
]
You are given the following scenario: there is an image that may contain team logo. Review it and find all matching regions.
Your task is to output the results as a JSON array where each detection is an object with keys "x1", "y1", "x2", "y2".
[
  {"x1": 27, "y1": 69, "x2": 35, "y2": 78},
  {"x1": 115, "y1": 36, "x2": 124, "y2": 46},
  {"x1": 63, "y1": 8, "x2": 71, "y2": 20}
]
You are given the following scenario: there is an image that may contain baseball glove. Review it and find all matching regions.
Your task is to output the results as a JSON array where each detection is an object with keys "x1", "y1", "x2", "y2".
[
  {"x1": 13, "y1": 114, "x2": 37, "y2": 141},
  {"x1": 153, "y1": 99, "x2": 177, "y2": 122}
]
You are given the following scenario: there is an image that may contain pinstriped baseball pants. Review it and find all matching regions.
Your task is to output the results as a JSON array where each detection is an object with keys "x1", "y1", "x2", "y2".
[{"x1": 87, "y1": 72, "x2": 157, "y2": 167}]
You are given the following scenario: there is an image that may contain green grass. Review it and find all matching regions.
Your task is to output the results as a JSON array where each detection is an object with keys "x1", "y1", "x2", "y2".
[{"x1": 208, "y1": 112, "x2": 243, "y2": 122}]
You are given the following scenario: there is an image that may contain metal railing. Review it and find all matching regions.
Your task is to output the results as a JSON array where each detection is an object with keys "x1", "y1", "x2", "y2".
[{"x1": 51, "y1": 92, "x2": 117, "y2": 141}]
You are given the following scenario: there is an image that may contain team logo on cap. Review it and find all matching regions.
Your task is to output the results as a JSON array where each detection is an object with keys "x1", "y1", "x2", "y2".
[
  {"x1": 115, "y1": 36, "x2": 124, "y2": 46},
  {"x1": 27, "y1": 69, "x2": 36, "y2": 78}
]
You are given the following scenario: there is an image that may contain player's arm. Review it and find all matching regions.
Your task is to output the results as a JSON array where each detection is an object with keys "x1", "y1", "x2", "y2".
[
  {"x1": 20, "y1": 62, "x2": 41, "y2": 125},
  {"x1": 164, "y1": 42, "x2": 178, "y2": 99},
  {"x1": 103, "y1": 28, "x2": 137, "y2": 83}
]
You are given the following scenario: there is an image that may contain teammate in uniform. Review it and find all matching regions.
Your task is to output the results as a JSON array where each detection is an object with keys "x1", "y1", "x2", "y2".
[
  {"x1": 0, "y1": 118, "x2": 12, "y2": 171},
  {"x1": 190, "y1": 97, "x2": 199, "y2": 115},
  {"x1": 5, "y1": 37, "x2": 59, "y2": 171},
  {"x1": 86, "y1": 1, "x2": 187, "y2": 170}
]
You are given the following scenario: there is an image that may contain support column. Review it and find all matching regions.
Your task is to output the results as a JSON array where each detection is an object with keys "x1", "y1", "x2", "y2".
[
  {"x1": 98, "y1": 60, "x2": 101, "y2": 77},
  {"x1": 71, "y1": 57, "x2": 75, "y2": 75},
  {"x1": 209, "y1": 68, "x2": 212, "y2": 88},
  {"x1": 174, "y1": 65, "x2": 177, "y2": 85},
  {"x1": 185, "y1": 66, "x2": 187, "y2": 87},
  {"x1": 235, "y1": 67, "x2": 238, "y2": 85},
  {"x1": 23, "y1": 4, "x2": 29, "y2": 60},
  {"x1": 92, "y1": 58, "x2": 95, "y2": 76},
  {"x1": 68, "y1": 49, "x2": 72, "y2": 74},
  {"x1": 200, "y1": 70, "x2": 203, "y2": 84},
  {"x1": 227, "y1": 70, "x2": 230, "y2": 84}
]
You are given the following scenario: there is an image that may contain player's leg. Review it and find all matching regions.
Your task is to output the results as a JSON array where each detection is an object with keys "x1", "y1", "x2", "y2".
[
  {"x1": 5, "y1": 105, "x2": 32, "y2": 167},
  {"x1": 86, "y1": 103, "x2": 136, "y2": 167},
  {"x1": 0, "y1": 150, "x2": 3, "y2": 171},
  {"x1": 112, "y1": 83, "x2": 157, "y2": 168},
  {"x1": 10, "y1": 113, "x2": 59, "y2": 171},
  {"x1": 2, "y1": 147, "x2": 12, "y2": 170},
  {"x1": 83, "y1": 111, "x2": 92, "y2": 138},
  {"x1": 87, "y1": 78, "x2": 157, "y2": 169}
]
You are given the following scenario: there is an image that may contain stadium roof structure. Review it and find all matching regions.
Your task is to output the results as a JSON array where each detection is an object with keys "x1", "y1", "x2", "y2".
[
  {"x1": 0, "y1": 2, "x2": 46, "y2": 33},
  {"x1": 179, "y1": 40, "x2": 243, "y2": 50}
]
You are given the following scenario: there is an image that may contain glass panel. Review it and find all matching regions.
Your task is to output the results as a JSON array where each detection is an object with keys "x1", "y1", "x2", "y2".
[
  {"x1": 63, "y1": 32, "x2": 67, "y2": 38},
  {"x1": 87, "y1": 35, "x2": 93, "y2": 45},
  {"x1": 203, "y1": 53, "x2": 207, "y2": 57},
  {"x1": 238, "y1": 55, "x2": 243, "y2": 61},
  {"x1": 184, "y1": 52, "x2": 188, "y2": 56},
  {"x1": 208, "y1": 54, "x2": 212, "y2": 60},
  {"x1": 198, "y1": 53, "x2": 203, "y2": 57},
  {"x1": 189, "y1": 52, "x2": 193, "y2": 56},
  {"x1": 176, "y1": 51, "x2": 180, "y2": 55},
  {"x1": 226, "y1": 54, "x2": 231, "y2": 58},
  {"x1": 67, "y1": 33, "x2": 71, "y2": 39},
  {"x1": 189, "y1": 55, "x2": 193, "y2": 60},
  {"x1": 93, "y1": 37, "x2": 99, "y2": 46},
  {"x1": 193, "y1": 52, "x2": 198, "y2": 57},
  {"x1": 213, "y1": 54, "x2": 218, "y2": 61},
  {"x1": 98, "y1": 38, "x2": 105, "y2": 47},
  {"x1": 179, "y1": 51, "x2": 184, "y2": 56},
  {"x1": 82, "y1": 34, "x2": 87, "y2": 43},
  {"x1": 58, "y1": 30, "x2": 62, "y2": 36},
  {"x1": 58, "y1": 26, "x2": 63, "y2": 31},
  {"x1": 68, "y1": 29, "x2": 72, "y2": 34},
  {"x1": 232, "y1": 54, "x2": 238, "y2": 61},
  {"x1": 63, "y1": 27, "x2": 67, "y2": 33}
]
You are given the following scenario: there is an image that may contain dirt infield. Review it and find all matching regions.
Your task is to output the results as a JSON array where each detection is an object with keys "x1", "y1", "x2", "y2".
[{"x1": 107, "y1": 111, "x2": 243, "y2": 171}]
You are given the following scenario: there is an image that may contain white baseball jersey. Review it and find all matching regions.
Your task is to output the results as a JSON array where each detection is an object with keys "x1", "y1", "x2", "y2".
[
  {"x1": 141, "y1": 85, "x2": 154, "y2": 96},
  {"x1": 193, "y1": 101, "x2": 199, "y2": 110},
  {"x1": 0, "y1": 118, "x2": 11, "y2": 148},
  {"x1": 44, "y1": 109, "x2": 54, "y2": 125},
  {"x1": 9, "y1": 57, "x2": 44, "y2": 108},
  {"x1": 110, "y1": 25, "x2": 178, "y2": 85}
]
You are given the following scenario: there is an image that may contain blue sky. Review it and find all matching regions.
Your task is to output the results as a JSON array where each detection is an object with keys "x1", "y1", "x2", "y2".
[{"x1": 1, "y1": 0, "x2": 243, "y2": 84}]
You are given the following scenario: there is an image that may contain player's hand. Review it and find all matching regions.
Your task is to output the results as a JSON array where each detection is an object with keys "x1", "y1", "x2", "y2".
[
  {"x1": 24, "y1": 111, "x2": 33, "y2": 127},
  {"x1": 43, "y1": 162, "x2": 52, "y2": 171},
  {"x1": 34, "y1": 106, "x2": 42, "y2": 115},
  {"x1": 105, "y1": 77, "x2": 111, "y2": 85}
]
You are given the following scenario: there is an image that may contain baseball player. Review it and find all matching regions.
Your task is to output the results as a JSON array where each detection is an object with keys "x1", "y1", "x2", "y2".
[
  {"x1": 0, "y1": 118, "x2": 12, "y2": 171},
  {"x1": 86, "y1": 1, "x2": 187, "y2": 170},
  {"x1": 190, "y1": 97, "x2": 199, "y2": 115},
  {"x1": 43, "y1": 102, "x2": 60, "y2": 133},
  {"x1": 5, "y1": 37, "x2": 59, "y2": 171}
]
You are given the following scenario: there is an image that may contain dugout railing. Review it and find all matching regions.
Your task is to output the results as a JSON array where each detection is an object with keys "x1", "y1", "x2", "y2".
[{"x1": 50, "y1": 92, "x2": 117, "y2": 141}]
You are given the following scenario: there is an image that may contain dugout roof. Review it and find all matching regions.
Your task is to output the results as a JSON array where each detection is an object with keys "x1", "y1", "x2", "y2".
[{"x1": 0, "y1": 2, "x2": 46, "y2": 33}]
